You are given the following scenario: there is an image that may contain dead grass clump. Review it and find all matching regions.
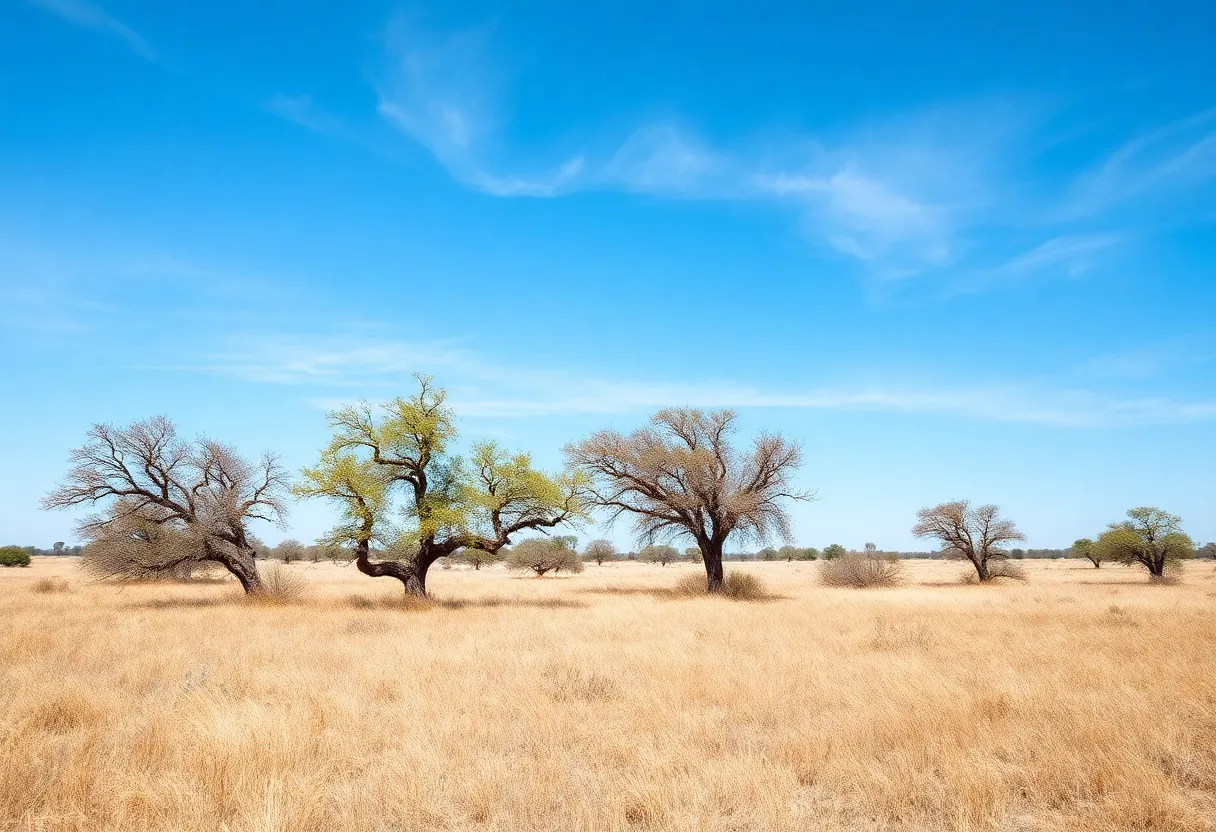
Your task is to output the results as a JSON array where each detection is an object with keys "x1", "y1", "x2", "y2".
[
  {"x1": 30, "y1": 577, "x2": 71, "y2": 594},
  {"x1": 819, "y1": 552, "x2": 905, "y2": 588},
  {"x1": 543, "y1": 663, "x2": 618, "y2": 702},
  {"x1": 249, "y1": 564, "x2": 308, "y2": 604},
  {"x1": 674, "y1": 570, "x2": 771, "y2": 600}
]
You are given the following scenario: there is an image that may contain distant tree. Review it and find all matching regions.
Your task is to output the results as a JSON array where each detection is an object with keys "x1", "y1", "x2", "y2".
[
  {"x1": 566, "y1": 408, "x2": 813, "y2": 593},
  {"x1": 1092, "y1": 507, "x2": 1193, "y2": 579},
  {"x1": 864, "y1": 542, "x2": 877, "y2": 554},
  {"x1": 556, "y1": 535, "x2": 578, "y2": 551},
  {"x1": 273, "y1": 539, "x2": 307, "y2": 563},
  {"x1": 912, "y1": 500, "x2": 1026, "y2": 582},
  {"x1": 684, "y1": 546, "x2": 703, "y2": 564},
  {"x1": 52, "y1": 541, "x2": 65, "y2": 555},
  {"x1": 1010, "y1": 548, "x2": 1026, "y2": 559},
  {"x1": 1200, "y1": 542, "x2": 1216, "y2": 560},
  {"x1": 42, "y1": 417, "x2": 288, "y2": 593},
  {"x1": 1071, "y1": 538, "x2": 1103, "y2": 568},
  {"x1": 777, "y1": 545, "x2": 798, "y2": 562},
  {"x1": 758, "y1": 547, "x2": 779, "y2": 561},
  {"x1": 457, "y1": 547, "x2": 504, "y2": 570},
  {"x1": 295, "y1": 375, "x2": 585, "y2": 597},
  {"x1": 799, "y1": 547, "x2": 819, "y2": 560},
  {"x1": 306, "y1": 542, "x2": 346, "y2": 562},
  {"x1": 506, "y1": 538, "x2": 584, "y2": 576},
  {"x1": 638, "y1": 544, "x2": 682, "y2": 566},
  {"x1": 822, "y1": 544, "x2": 846, "y2": 560},
  {"x1": 0, "y1": 546, "x2": 31, "y2": 567},
  {"x1": 583, "y1": 539, "x2": 617, "y2": 566}
]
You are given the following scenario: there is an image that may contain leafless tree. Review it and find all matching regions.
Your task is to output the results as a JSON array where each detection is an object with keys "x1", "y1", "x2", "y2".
[
  {"x1": 582, "y1": 539, "x2": 617, "y2": 566},
  {"x1": 565, "y1": 408, "x2": 813, "y2": 593},
  {"x1": 912, "y1": 500, "x2": 1026, "y2": 582},
  {"x1": 272, "y1": 539, "x2": 307, "y2": 563},
  {"x1": 42, "y1": 417, "x2": 288, "y2": 593}
]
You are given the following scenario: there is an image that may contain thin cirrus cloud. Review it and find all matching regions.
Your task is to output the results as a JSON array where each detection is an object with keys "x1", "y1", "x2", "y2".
[
  {"x1": 24, "y1": 0, "x2": 153, "y2": 59},
  {"x1": 264, "y1": 19, "x2": 1216, "y2": 287},
  {"x1": 183, "y1": 335, "x2": 1216, "y2": 429}
]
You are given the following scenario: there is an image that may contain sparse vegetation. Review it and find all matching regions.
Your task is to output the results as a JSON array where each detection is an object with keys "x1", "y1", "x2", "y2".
[
  {"x1": 637, "y1": 544, "x2": 682, "y2": 566},
  {"x1": 819, "y1": 550, "x2": 905, "y2": 587},
  {"x1": 505, "y1": 537, "x2": 584, "y2": 576}
]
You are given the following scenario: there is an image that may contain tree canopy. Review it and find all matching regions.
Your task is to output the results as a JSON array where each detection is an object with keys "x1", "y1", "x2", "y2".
[{"x1": 295, "y1": 375, "x2": 586, "y2": 596}]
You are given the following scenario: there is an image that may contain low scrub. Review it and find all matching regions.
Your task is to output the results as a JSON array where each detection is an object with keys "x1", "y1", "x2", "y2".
[
  {"x1": 249, "y1": 564, "x2": 308, "y2": 604},
  {"x1": 819, "y1": 551, "x2": 905, "y2": 588},
  {"x1": 31, "y1": 578, "x2": 71, "y2": 594},
  {"x1": 675, "y1": 570, "x2": 770, "y2": 600}
]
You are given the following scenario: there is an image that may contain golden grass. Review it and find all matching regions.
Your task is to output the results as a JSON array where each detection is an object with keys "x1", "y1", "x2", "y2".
[{"x1": 3, "y1": 556, "x2": 1216, "y2": 831}]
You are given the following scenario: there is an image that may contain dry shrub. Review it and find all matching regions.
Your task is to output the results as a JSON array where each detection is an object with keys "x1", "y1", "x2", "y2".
[
  {"x1": 250, "y1": 563, "x2": 308, "y2": 604},
  {"x1": 31, "y1": 577, "x2": 71, "y2": 594},
  {"x1": 674, "y1": 570, "x2": 770, "y2": 600},
  {"x1": 819, "y1": 551, "x2": 905, "y2": 588},
  {"x1": 988, "y1": 560, "x2": 1027, "y2": 581}
]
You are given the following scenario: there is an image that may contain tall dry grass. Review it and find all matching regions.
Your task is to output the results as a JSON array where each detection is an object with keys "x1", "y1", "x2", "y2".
[{"x1": 3, "y1": 557, "x2": 1216, "y2": 831}]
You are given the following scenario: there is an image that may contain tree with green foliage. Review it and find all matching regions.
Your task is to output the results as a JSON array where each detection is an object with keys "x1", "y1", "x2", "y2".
[
  {"x1": 506, "y1": 537, "x2": 584, "y2": 576},
  {"x1": 684, "y1": 546, "x2": 703, "y2": 564},
  {"x1": 295, "y1": 375, "x2": 585, "y2": 597},
  {"x1": 1071, "y1": 538, "x2": 1103, "y2": 568},
  {"x1": 1092, "y1": 507, "x2": 1193, "y2": 579},
  {"x1": 822, "y1": 543, "x2": 846, "y2": 560},
  {"x1": 0, "y1": 546, "x2": 31, "y2": 567},
  {"x1": 457, "y1": 547, "x2": 505, "y2": 570},
  {"x1": 638, "y1": 544, "x2": 682, "y2": 565},
  {"x1": 583, "y1": 539, "x2": 617, "y2": 566}
]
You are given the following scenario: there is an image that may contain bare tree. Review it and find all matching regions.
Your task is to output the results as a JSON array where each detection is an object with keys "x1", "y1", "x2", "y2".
[
  {"x1": 912, "y1": 500, "x2": 1025, "y2": 582},
  {"x1": 582, "y1": 539, "x2": 617, "y2": 566},
  {"x1": 295, "y1": 375, "x2": 584, "y2": 597},
  {"x1": 1093, "y1": 507, "x2": 1193, "y2": 579},
  {"x1": 638, "y1": 544, "x2": 682, "y2": 566},
  {"x1": 506, "y1": 538, "x2": 584, "y2": 576},
  {"x1": 565, "y1": 409, "x2": 813, "y2": 593},
  {"x1": 273, "y1": 539, "x2": 307, "y2": 563},
  {"x1": 42, "y1": 417, "x2": 288, "y2": 593}
]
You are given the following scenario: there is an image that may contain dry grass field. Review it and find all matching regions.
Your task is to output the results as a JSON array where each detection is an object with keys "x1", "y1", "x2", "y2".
[{"x1": 3, "y1": 557, "x2": 1216, "y2": 832}]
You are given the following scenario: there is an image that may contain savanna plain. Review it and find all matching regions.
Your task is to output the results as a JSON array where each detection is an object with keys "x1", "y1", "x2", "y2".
[{"x1": 3, "y1": 557, "x2": 1216, "y2": 832}]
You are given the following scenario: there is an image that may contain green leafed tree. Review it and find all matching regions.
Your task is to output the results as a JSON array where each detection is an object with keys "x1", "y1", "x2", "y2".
[
  {"x1": 822, "y1": 543, "x2": 846, "y2": 560},
  {"x1": 295, "y1": 375, "x2": 585, "y2": 597},
  {"x1": 1071, "y1": 537, "x2": 1103, "y2": 568},
  {"x1": 1092, "y1": 507, "x2": 1193, "y2": 579},
  {"x1": 457, "y1": 547, "x2": 504, "y2": 570}
]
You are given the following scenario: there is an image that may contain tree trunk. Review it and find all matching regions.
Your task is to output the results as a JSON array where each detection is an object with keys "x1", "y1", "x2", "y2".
[
  {"x1": 354, "y1": 540, "x2": 432, "y2": 596},
  {"x1": 207, "y1": 544, "x2": 263, "y2": 594},
  {"x1": 1147, "y1": 556, "x2": 1165, "y2": 578},
  {"x1": 974, "y1": 556, "x2": 991, "y2": 582},
  {"x1": 701, "y1": 538, "x2": 725, "y2": 593}
]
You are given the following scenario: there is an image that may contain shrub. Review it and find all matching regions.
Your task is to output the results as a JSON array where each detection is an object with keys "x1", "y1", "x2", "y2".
[
  {"x1": 675, "y1": 570, "x2": 769, "y2": 600},
  {"x1": 819, "y1": 551, "x2": 904, "y2": 588},
  {"x1": 822, "y1": 543, "x2": 846, "y2": 560},
  {"x1": 250, "y1": 563, "x2": 308, "y2": 603},
  {"x1": 32, "y1": 577, "x2": 71, "y2": 593},
  {"x1": 0, "y1": 546, "x2": 31, "y2": 567}
]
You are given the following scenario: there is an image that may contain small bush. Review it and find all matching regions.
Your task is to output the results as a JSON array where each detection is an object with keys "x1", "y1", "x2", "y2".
[
  {"x1": 31, "y1": 577, "x2": 71, "y2": 593},
  {"x1": 819, "y1": 551, "x2": 904, "y2": 588},
  {"x1": 0, "y1": 546, "x2": 31, "y2": 567},
  {"x1": 674, "y1": 570, "x2": 770, "y2": 600},
  {"x1": 250, "y1": 564, "x2": 308, "y2": 603},
  {"x1": 987, "y1": 560, "x2": 1028, "y2": 581}
]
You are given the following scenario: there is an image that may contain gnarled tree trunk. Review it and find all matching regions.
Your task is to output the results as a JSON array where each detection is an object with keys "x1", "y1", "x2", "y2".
[
  {"x1": 206, "y1": 543, "x2": 264, "y2": 594},
  {"x1": 354, "y1": 541, "x2": 437, "y2": 597},
  {"x1": 700, "y1": 537, "x2": 726, "y2": 593}
]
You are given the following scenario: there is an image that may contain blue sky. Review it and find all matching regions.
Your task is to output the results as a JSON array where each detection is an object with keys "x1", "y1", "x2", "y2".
[{"x1": 2, "y1": 0, "x2": 1214, "y2": 552}]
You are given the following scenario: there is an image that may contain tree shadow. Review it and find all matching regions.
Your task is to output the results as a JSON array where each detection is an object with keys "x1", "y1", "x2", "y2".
[
  {"x1": 345, "y1": 594, "x2": 588, "y2": 611},
  {"x1": 577, "y1": 585, "x2": 788, "y2": 603}
]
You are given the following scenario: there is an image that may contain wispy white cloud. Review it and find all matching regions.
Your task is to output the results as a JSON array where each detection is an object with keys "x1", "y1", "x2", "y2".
[
  {"x1": 953, "y1": 232, "x2": 1127, "y2": 294},
  {"x1": 1064, "y1": 109, "x2": 1216, "y2": 218},
  {"x1": 177, "y1": 334, "x2": 1216, "y2": 428},
  {"x1": 265, "y1": 95, "x2": 353, "y2": 140},
  {"x1": 26, "y1": 0, "x2": 153, "y2": 59}
]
